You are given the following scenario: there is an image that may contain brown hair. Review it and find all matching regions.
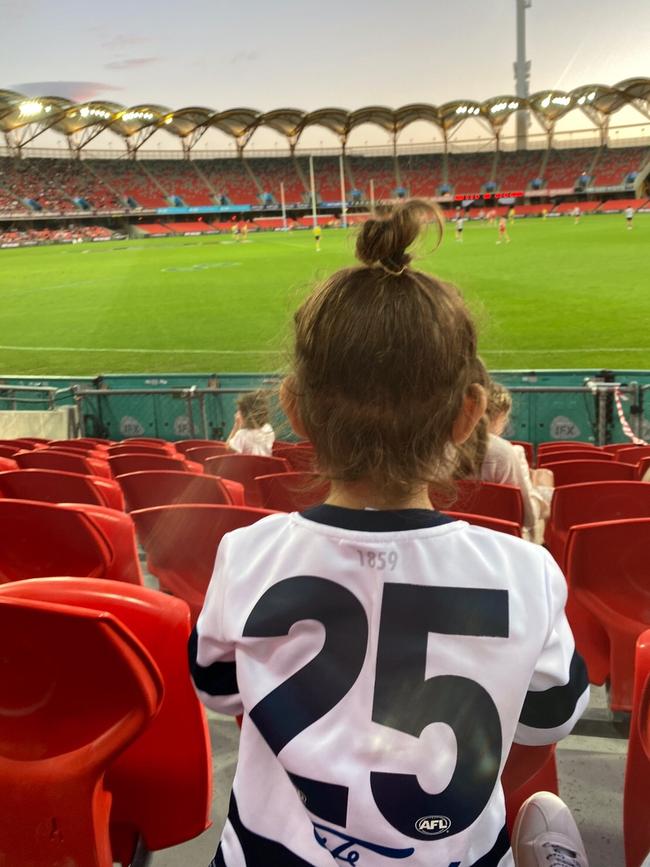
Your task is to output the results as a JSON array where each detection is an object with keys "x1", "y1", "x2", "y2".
[
  {"x1": 287, "y1": 199, "x2": 481, "y2": 501},
  {"x1": 452, "y1": 358, "x2": 490, "y2": 480},
  {"x1": 237, "y1": 390, "x2": 270, "y2": 429}
]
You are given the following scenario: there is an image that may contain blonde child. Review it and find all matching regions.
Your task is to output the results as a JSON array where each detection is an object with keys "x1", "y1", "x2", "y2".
[
  {"x1": 191, "y1": 200, "x2": 588, "y2": 867},
  {"x1": 226, "y1": 390, "x2": 274, "y2": 456}
]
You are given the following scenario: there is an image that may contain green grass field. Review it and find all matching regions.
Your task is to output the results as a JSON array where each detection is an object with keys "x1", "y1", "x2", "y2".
[{"x1": 0, "y1": 214, "x2": 648, "y2": 374}]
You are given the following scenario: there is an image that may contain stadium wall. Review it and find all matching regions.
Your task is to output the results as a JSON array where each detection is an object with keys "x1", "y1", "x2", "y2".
[{"x1": 2, "y1": 370, "x2": 649, "y2": 447}]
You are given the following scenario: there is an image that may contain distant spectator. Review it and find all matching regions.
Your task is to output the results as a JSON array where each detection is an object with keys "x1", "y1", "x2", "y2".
[{"x1": 226, "y1": 390, "x2": 274, "y2": 456}]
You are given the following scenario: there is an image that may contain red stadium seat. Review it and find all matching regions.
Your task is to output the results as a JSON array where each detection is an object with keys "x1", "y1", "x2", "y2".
[
  {"x1": 0, "y1": 444, "x2": 21, "y2": 458},
  {"x1": 537, "y1": 441, "x2": 597, "y2": 453},
  {"x1": 0, "y1": 456, "x2": 18, "y2": 472},
  {"x1": 443, "y1": 511, "x2": 522, "y2": 536},
  {"x1": 14, "y1": 448, "x2": 111, "y2": 479},
  {"x1": 615, "y1": 446, "x2": 650, "y2": 466},
  {"x1": 602, "y1": 443, "x2": 639, "y2": 454},
  {"x1": 117, "y1": 470, "x2": 235, "y2": 511},
  {"x1": 624, "y1": 629, "x2": 650, "y2": 867},
  {"x1": 0, "y1": 469, "x2": 124, "y2": 510},
  {"x1": 537, "y1": 449, "x2": 613, "y2": 467},
  {"x1": 544, "y1": 481, "x2": 650, "y2": 569},
  {"x1": 0, "y1": 593, "x2": 162, "y2": 867},
  {"x1": 0, "y1": 577, "x2": 211, "y2": 864},
  {"x1": 48, "y1": 439, "x2": 109, "y2": 454},
  {"x1": 122, "y1": 438, "x2": 174, "y2": 449},
  {"x1": 108, "y1": 443, "x2": 177, "y2": 457},
  {"x1": 433, "y1": 481, "x2": 524, "y2": 528},
  {"x1": 272, "y1": 444, "x2": 316, "y2": 472},
  {"x1": 108, "y1": 453, "x2": 201, "y2": 477},
  {"x1": 0, "y1": 499, "x2": 112, "y2": 583},
  {"x1": 184, "y1": 445, "x2": 230, "y2": 464},
  {"x1": 61, "y1": 503, "x2": 143, "y2": 585},
  {"x1": 544, "y1": 460, "x2": 636, "y2": 486},
  {"x1": 502, "y1": 744, "x2": 559, "y2": 834},
  {"x1": 0, "y1": 439, "x2": 40, "y2": 451},
  {"x1": 565, "y1": 518, "x2": 650, "y2": 711},
  {"x1": 131, "y1": 504, "x2": 276, "y2": 622},
  {"x1": 175, "y1": 439, "x2": 227, "y2": 455},
  {"x1": 256, "y1": 472, "x2": 329, "y2": 511},
  {"x1": 638, "y1": 457, "x2": 650, "y2": 481},
  {"x1": 204, "y1": 454, "x2": 291, "y2": 506}
]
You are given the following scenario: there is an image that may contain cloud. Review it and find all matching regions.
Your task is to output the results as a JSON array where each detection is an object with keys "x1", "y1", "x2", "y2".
[
  {"x1": 230, "y1": 49, "x2": 259, "y2": 65},
  {"x1": 104, "y1": 56, "x2": 160, "y2": 71},
  {"x1": 101, "y1": 34, "x2": 150, "y2": 51},
  {"x1": 9, "y1": 81, "x2": 124, "y2": 102}
]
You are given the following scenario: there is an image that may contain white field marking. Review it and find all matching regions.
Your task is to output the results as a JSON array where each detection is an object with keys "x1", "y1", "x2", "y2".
[
  {"x1": 0, "y1": 345, "x2": 280, "y2": 355},
  {"x1": 481, "y1": 347, "x2": 650, "y2": 355},
  {"x1": 0, "y1": 344, "x2": 647, "y2": 356}
]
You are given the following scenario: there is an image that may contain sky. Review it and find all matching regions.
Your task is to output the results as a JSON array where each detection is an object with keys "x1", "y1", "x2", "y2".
[{"x1": 2, "y1": 0, "x2": 649, "y2": 150}]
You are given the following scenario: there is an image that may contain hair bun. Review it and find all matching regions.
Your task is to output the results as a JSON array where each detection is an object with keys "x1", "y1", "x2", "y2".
[{"x1": 355, "y1": 199, "x2": 440, "y2": 273}]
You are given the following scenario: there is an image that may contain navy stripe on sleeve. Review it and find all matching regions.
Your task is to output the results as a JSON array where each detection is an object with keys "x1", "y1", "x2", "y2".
[
  {"x1": 188, "y1": 627, "x2": 239, "y2": 697},
  {"x1": 519, "y1": 650, "x2": 589, "y2": 729}
]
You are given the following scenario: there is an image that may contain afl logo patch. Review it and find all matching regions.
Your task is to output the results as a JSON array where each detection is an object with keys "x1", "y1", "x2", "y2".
[{"x1": 415, "y1": 815, "x2": 451, "y2": 836}]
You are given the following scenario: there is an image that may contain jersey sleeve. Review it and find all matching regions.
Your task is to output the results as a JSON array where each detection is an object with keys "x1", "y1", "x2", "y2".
[
  {"x1": 188, "y1": 534, "x2": 243, "y2": 716},
  {"x1": 514, "y1": 551, "x2": 590, "y2": 745}
]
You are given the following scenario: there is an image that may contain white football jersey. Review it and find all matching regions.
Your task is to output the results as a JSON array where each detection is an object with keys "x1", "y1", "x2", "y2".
[{"x1": 191, "y1": 506, "x2": 589, "y2": 867}]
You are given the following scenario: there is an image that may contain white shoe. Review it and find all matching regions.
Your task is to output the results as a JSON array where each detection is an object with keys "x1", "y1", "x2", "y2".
[{"x1": 511, "y1": 792, "x2": 589, "y2": 867}]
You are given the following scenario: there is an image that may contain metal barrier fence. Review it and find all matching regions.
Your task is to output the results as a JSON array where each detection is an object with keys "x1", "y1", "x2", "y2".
[
  {"x1": 0, "y1": 385, "x2": 77, "y2": 412},
  {"x1": 72, "y1": 381, "x2": 646, "y2": 446}
]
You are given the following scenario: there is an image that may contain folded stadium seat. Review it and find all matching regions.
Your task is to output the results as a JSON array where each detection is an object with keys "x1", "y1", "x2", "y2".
[
  {"x1": 16, "y1": 437, "x2": 50, "y2": 445},
  {"x1": 108, "y1": 454, "x2": 202, "y2": 478},
  {"x1": 256, "y1": 472, "x2": 329, "y2": 512},
  {"x1": 544, "y1": 481, "x2": 650, "y2": 570},
  {"x1": 43, "y1": 444, "x2": 109, "y2": 461},
  {"x1": 0, "y1": 457, "x2": 18, "y2": 471},
  {"x1": 537, "y1": 449, "x2": 614, "y2": 467},
  {"x1": 602, "y1": 443, "x2": 639, "y2": 454},
  {"x1": 122, "y1": 438, "x2": 174, "y2": 449},
  {"x1": 108, "y1": 443, "x2": 177, "y2": 457},
  {"x1": 537, "y1": 441, "x2": 597, "y2": 454},
  {"x1": 501, "y1": 744, "x2": 559, "y2": 835},
  {"x1": 0, "y1": 499, "x2": 114, "y2": 583},
  {"x1": 0, "y1": 444, "x2": 20, "y2": 458},
  {"x1": 638, "y1": 457, "x2": 650, "y2": 481},
  {"x1": 615, "y1": 446, "x2": 650, "y2": 466},
  {"x1": 131, "y1": 504, "x2": 277, "y2": 622},
  {"x1": 442, "y1": 511, "x2": 522, "y2": 537},
  {"x1": 0, "y1": 577, "x2": 211, "y2": 865},
  {"x1": 509, "y1": 440, "x2": 534, "y2": 466},
  {"x1": 14, "y1": 448, "x2": 111, "y2": 479},
  {"x1": 0, "y1": 469, "x2": 124, "y2": 510},
  {"x1": 204, "y1": 454, "x2": 291, "y2": 507},
  {"x1": 183, "y1": 445, "x2": 230, "y2": 464},
  {"x1": 0, "y1": 439, "x2": 40, "y2": 451},
  {"x1": 544, "y1": 460, "x2": 636, "y2": 486},
  {"x1": 272, "y1": 444, "x2": 316, "y2": 472},
  {"x1": 75, "y1": 438, "x2": 114, "y2": 447},
  {"x1": 0, "y1": 593, "x2": 162, "y2": 867},
  {"x1": 49, "y1": 440, "x2": 109, "y2": 454},
  {"x1": 565, "y1": 518, "x2": 650, "y2": 711},
  {"x1": 174, "y1": 439, "x2": 227, "y2": 455},
  {"x1": 60, "y1": 503, "x2": 143, "y2": 586},
  {"x1": 432, "y1": 481, "x2": 524, "y2": 529},
  {"x1": 117, "y1": 470, "x2": 235, "y2": 511},
  {"x1": 623, "y1": 629, "x2": 650, "y2": 867}
]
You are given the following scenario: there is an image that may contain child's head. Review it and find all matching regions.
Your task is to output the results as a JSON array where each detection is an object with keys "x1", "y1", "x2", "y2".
[
  {"x1": 485, "y1": 381, "x2": 513, "y2": 436},
  {"x1": 283, "y1": 199, "x2": 484, "y2": 501},
  {"x1": 237, "y1": 390, "x2": 270, "y2": 429}
]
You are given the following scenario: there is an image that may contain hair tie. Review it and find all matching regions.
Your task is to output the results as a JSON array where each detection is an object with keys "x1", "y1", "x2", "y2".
[{"x1": 376, "y1": 261, "x2": 407, "y2": 276}]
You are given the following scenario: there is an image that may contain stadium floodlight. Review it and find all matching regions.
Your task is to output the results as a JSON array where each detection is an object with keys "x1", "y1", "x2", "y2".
[{"x1": 19, "y1": 100, "x2": 43, "y2": 118}]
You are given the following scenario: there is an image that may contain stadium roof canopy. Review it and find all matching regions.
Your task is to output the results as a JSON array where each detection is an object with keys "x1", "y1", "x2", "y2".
[{"x1": 0, "y1": 78, "x2": 648, "y2": 154}]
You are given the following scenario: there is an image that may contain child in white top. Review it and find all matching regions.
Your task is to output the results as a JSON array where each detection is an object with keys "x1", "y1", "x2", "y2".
[
  {"x1": 226, "y1": 390, "x2": 275, "y2": 457},
  {"x1": 191, "y1": 200, "x2": 588, "y2": 867}
]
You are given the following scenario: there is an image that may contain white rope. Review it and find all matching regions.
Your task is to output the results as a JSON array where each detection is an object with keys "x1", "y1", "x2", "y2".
[{"x1": 613, "y1": 386, "x2": 647, "y2": 445}]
